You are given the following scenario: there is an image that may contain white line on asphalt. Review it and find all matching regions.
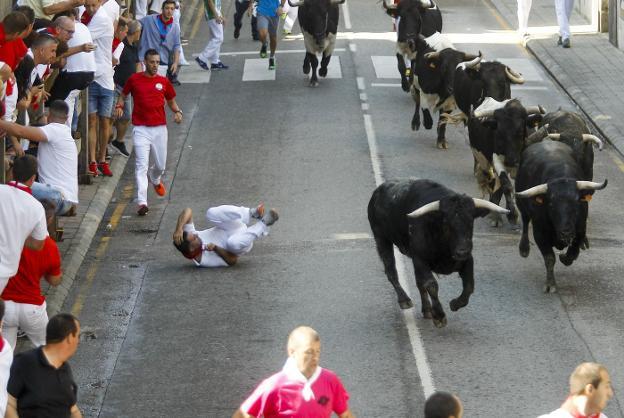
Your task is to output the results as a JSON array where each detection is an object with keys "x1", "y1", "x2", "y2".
[
  {"x1": 193, "y1": 48, "x2": 347, "y2": 57},
  {"x1": 362, "y1": 103, "x2": 369, "y2": 111},
  {"x1": 359, "y1": 92, "x2": 367, "y2": 101},
  {"x1": 341, "y1": 1, "x2": 352, "y2": 30},
  {"x1": 332, "y1": 233, "x2": 371, "y2": 240},
  {"x1": 360, "y1": 77, "x2": 437, "y2": 399},
  {"x1": 349, "y1": 43, "x2": 357, "y2": 52},
  {"x1": 371, "y1": 83, "x2": 402, "y2": 87},
  {"x1": 513, "y1": 86, "x2": 549, "y2": 91}
]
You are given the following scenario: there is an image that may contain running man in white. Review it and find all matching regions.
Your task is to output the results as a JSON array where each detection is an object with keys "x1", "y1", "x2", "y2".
[
  {"x1": 172, "y1": 204, "x2": 279, "y2": 267},
  {"x1": 114, "y1": 48, "x2": 183, "y2": 216}
]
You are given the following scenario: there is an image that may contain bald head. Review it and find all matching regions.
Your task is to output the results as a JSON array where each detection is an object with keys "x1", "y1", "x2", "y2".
[{"x1": 287, "y1": 326, "x2": 320, "y2": 351}]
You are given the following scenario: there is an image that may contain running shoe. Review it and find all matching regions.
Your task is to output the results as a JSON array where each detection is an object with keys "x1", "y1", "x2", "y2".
[
  {"x1": 250, "y1": 202, "x2": 265, "y2": 219},
  {"x1": 137, "y1": 205, "x2": 149, "y2": 216},
  {"x1": 211, "y1": 61, "x2": 229, "y2": 70},
  {"x1": 234, "y1": 27, "x2": 240, "y2": 39},
  {"x1": 88, "y1": 161, "x2": 99, "y2": 177},
  {"x1": 195, "y1": 56, "x2": 210, "y2": 70},
  {"x1": 268, "y1": 57, "x2": 276, "y2": 70},
  {"x1": 153, "y1": 181, "x2": 166, "y2": 197},
  {"x1": 98, "y1": 161, "x2": 113, "y2": 177},
  {"x1": 262, "y1": 208, "x2": 279, "y2": 226},
  {"x1": 260, "y1": 43, "x2": 267, "y2": 58},
  {"x1": 110, "y1": 140, "x2": 130, "y2": 157}
]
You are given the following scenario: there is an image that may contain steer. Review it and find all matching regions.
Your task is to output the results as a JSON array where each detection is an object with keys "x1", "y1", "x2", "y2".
[
  {"x1": 410, "y1": 35, "x2": 480, "y2": 149},
  {"x1": 383, "y1": 0, "x2": 442, "y2": 92},
  {"x1": 368, "y1": 179, "x2": 509, "y2": 328},
  {"x1": 515, "y1": 140, "x2": 607, "y2": 293},
  {"x1": 290, "y1": 0, "x2": 343, "y2": 87},
  {"x1": 468, "y1": 98, "x2": 545, "y2": 226}
]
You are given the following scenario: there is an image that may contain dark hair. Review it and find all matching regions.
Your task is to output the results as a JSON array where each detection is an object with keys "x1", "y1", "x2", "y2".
[
  {"x1": 14, "y1": 54, "x2": 35, "y2": 101},
  {"x1": 46, "y1": 313, "x2": 79, "y2": 344},
  {"x1": 173, "y1": 231, "x2": 195, "y2": 259},
  {"x1": 424, "y1": 392, "x2": 460, "y2": 418},
  {"x1": 161, "y1": 0, "x2": 176, "y2": 10},
  {"x1": 13, "y1": 5, "x2": 35, "y2": 24},
  {"x1": 0, "y1": 300, "x2": 5, "y2": 323},
  {"x1": 52, "y1": 10, "x2": 74, "y2": 21},
  {"x1": 3, "y1": 11, "x2": 30, "y2": 34},
  {"x1": 49, "y1": 99, "x2": 69, "y2": 119},
  {"x1": 31, "y1": 33, "x2": 58, "y2": 49},
  {"x1": 117, "y1": 18, "x2": 128, "y2": 30},
  {"x1": 144, "y1": 48, "x2": 160, "y2": 60},
  {"x1": 12, "y1": 155, "x2": 38, "y2": 182}
]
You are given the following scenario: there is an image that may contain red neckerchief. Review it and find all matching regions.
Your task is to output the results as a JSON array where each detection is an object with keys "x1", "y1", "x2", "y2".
[
  {"x1": 81, "y1": 10, "x2": 93, "y2": 26},
  {"x1": 562, "y1": 398, "x2": 601, "y2": 418},
  {"x1": 112, "y1": 37, "x2": 121, "y2": 52},
  {"x1": 7, "y1": 181, "x2": 33, "y2": 195},
  {"x1": 157, "y1": 15, "x2": 173, "y2": 42},
  {"x1": 159, "y1": 15, "x2": 173, "y2": 26},
  {"x1": 0, "y1": 337, "x2": 4, "y2": 352}
]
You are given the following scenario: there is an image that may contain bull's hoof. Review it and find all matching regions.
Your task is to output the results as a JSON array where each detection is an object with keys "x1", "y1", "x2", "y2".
[
  {"x1": 581, "y1": 236, "x2": 590, "y2": 250},
  {"x1": 449, "y1": 298, "x2": 466, "y2": 312},
  {"x1": 433, "y1": 316, "x2": 448, "y2": 328},
  {"x1": 424, "y1": 120, "x2": 434, "y2": 130},
  {"x1": 506, "y1": 210, "x2": 518, "y2": 225},
  {"x1": 436, "y1": 140, "x2": 448, "y2": 150},
  {"x1": 422, "y1": 309, "x2": 432, "y2": 319},
  {"x1": 309, "y1": 80, "x2": 319, "y2": 88},
  {"x1": 519, "y1": 239, "x2": 530, "y2": 258},
  {"x1": 543, "y1": 283, "x2": 557, "y2": 293},
  {"x1": 303, "y1": 63, "x2": 310, "y2": 75},
  {"x1": 489, "y1": 213, "x2": 502, "y2": 227},
  {"x1": 559, "y1": 253, "x2": 575, "y2": 266},
  {"x1": 399, "y1": 299, "x2": 414, "y2": 309},
  {"x1": 401, "y1": 79, "x2": 410, "y2": 92},
  {"x1": 411, "y1": 118, "x2": 420, "y2": 131},
  {"x1": 319, "y1": 67, "x2": 328, "y2": 77}
]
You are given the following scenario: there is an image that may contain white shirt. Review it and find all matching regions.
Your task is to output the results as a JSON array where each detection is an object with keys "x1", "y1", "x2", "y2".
[
  {"x1": 26, "y1": 49, "x2": 48, "y2": 85},
  {"x1": 183, "y1": 223, "x2": 229, "y2": 267},
  {"x1": 65, "y1": 21, "x2": 97, "y2": 73},
  {"x1": 102, "y1": 0, "x2": 120, "y2": 23},
  {"x1": 0, "y1": 186, "x2": 48, "y2": 278},
  {"x1": 0, "y1": 338, "x2": 13, "y2": 417},
  {"x1": 87, "y1": 7, "x2": 115, "y2": 90},
  {"x1": 538, "y1": 409, "x2": 608, "y2": 418},
  {"x1": 37, "y1": 123, "x2": 79, "y2": 204}
]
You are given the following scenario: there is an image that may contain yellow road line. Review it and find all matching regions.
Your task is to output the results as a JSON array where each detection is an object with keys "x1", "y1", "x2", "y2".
[
  {"x1": 481, "y1": 0, "x2": 512, "y2": 31},
  {"x1": 609, "y1": 152, "x2": 624, "y2": 173}
]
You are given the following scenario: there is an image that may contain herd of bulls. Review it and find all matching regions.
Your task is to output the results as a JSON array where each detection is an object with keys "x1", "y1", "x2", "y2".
[{"x1": 367, "y1": 0, "x2": 609, "y2": 327}]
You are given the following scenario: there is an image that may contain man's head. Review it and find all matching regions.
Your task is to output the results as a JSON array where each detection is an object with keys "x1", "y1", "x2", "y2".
[
  {"x1": 31, "y1": 34, "x2": 59, "y2": 65},
  {"x1": 173, "y1": 230, "x2": 202, "y2": 259},
  {"x1": 424, "y1": 392, "x2": 463, "y2": 418},
  {"x1": 115, "y1": 18, "x2": 128, "y2": 40},
  {"x1": 569, "y1": 362, "x2": 613, "y2": 414},
  {"x1": 53, "y1": 16, "x2": 75, "y2": 42},
  {"x1": 126, "y1": 19, "x2": 141, "y2": 44},
  {"x1": 2, "y1": 11, "x2": 31, "y2": 40},
  {"x1": 84, "y1": 0, "x2": 102, "y2": 17},
  {"x1": 12, "y1": 154, "x2": 38, "y2": 185},
  {"x1": 144, "y1": 49, "x2": 160, "y2": 76},
  {"x1": 161, "y1": 0, "x2": 176, "y2": 20},
  {"x1": 48, "y1": 99, "x2": 70, "y2": 123},
  {"x1": 46, "y1": 313, "x2": 81, "y2": 358},
  {"x1": 14, "y1": 6, "x2": 35, "y2": 36},
  {"x1": 287, "y1": 326, "x2": 321, "y2": 379}
]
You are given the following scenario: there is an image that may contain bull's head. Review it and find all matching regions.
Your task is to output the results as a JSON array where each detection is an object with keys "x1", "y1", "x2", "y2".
[
  {"x1": 407, "y1": 195, "x2": 508, "y2": 260},
  {"x1": 290, "y1": 0, "x2": 344, "y2": 47},
  {"x1": 457, "y1": 61, "x2": 524, "y2": 103},
  {"x1": 385, "y1": 0, "x2": 431, "y2": 44},
  {"x1": 474, "y1": 98, "x2": 545, "y2": 173},
  {"x1": 516, "y1": 179, "x2": 607, "y2": 245}
]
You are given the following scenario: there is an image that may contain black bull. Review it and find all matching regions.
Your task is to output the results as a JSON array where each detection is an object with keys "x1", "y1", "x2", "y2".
[
  {"x1": 367, "y1": 179, "x2": 509, "y2": 328},
  {"x1": 515, "y1": 140, "x2": 607, "y2": 293},
  {"x1": 290, "y1": 0, "x2": 343, "y2": 87}
]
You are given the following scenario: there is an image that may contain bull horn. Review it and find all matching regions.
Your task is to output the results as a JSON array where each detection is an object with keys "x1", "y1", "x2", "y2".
[
  {"x1": 525, "y1": 105, "x2": 546, "y2": 115},
  {"x1": 418, "y1": 0, "x2": 433, "y2": 6},
  {"x1": 576, "y1": 179, "x2": 608, "y2": 191},
  {"x1": 407, "y1": 201, "x2": 440, "y2": 218},
  {"x1": 505, "y1": 66, "x2": 525, "y2": 84},
  {"x1": 472, "y1": 198, "x2": 510, "y2": 214},
  {"x1": 457, "y1": 51, "x2": 482, "y2": 70},
  {"x1": 424, "y1": 51, "x2": 439, "y2": 60},
  {"x1": 547, "y1": 133, "x2": 561, "y2": 140},
  {"x1": 582, "y1": 134, "x2": 604, "y2": 150},
  {"x1": 288, "y1": 0, "x2": 304, "y2": 6},
  {"x1": 382, "y1": 0, "x2": 397, "y2": 10},
  {"x1": 516, "y1": 183, "x2": 548, "y2": 198},
  {"x1": 330, "y1": 0, "x2": 345, "y2": 4}
]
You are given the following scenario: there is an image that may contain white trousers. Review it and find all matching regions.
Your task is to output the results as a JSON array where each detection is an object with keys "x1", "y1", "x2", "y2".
[
  {"x1": 517, "y1": 0, "x2": 532, "y2": 33},
  {"x1": 2, "y1": 301, "x2": 48, "y2": 348},
  {"x1": 134, "y1": 125, "x2": 168, "y2": 206},
  {"x1": 199, "y1": 19, "x2": 224, "y2": 65},
  {"x1": 555, "y1": 0, "x2": 574, "y2": 39},
  {"x1": 205, "y1": 205, "x2": 268, "y2": 255},
  {"x1": 64, "y1": 89, "x2": 81, "y2": 128},
  {"x1": 282, "y1": 3, "x2": 298, "y2": 32}
]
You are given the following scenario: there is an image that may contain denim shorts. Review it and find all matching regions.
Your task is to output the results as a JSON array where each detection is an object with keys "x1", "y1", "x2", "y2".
[
  {"x1": 31, "y1": 182, "x2": 75, "y2": 216},
  {"x1": 88, "y1": 81, "x2": 114, "y2": 117},
  {"x1": 112, "y1": 84, "x2": 132, "y2": 120},
  {"x1": 257, "y1": 14, "x2": 278, "y2": 36}
]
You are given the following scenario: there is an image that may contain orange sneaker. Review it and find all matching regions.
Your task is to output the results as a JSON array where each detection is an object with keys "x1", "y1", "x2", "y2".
[{"x1": 153, "y1": 181, "x2": 166, "y2": 197}]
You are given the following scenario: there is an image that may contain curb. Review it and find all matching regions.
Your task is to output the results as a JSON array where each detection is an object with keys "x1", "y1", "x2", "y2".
[{"x1": 44, "y1": 153, "x2": 131, "y2": 316}]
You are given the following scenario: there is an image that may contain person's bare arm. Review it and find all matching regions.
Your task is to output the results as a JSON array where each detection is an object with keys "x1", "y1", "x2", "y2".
[
  {"x1": 232, "y1": 409, "x2": 254, "y2": 418},
  {"x1": 5, "y1": 395, "x2": 19, "y2": 418},
  {"x1": 0, "y1": 120, "x2": 47, "y2": 142},
  {"x1": 61, "y1": 43, "x2": 96, "y2": 59},
  {"x1": 70, "y1": 404, "x2": 83, "y2": 418},
  {"x1": 205, "y1": 243, "x2": 238, "y2": 266},
  {"x1": 24, "y1": 236, "x2": 46, "y2": 251},
  {"x1": 45, "y1": 272, "x2": 63, "y2": 286},
  {"x1": 173, "y1": 208, "x2": 193, "y2": 244},
  {"x1": 338, "y1": 409, "x2": 355, "y2": 418},
  {"x1": 42, "y1": 0, "x2": 84, "y2": 16},
  {"x1": 166, "y1": 98, "x2": 183, "y2": 124}
]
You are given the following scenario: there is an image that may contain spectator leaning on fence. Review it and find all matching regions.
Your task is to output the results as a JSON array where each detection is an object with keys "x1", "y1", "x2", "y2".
[
  {"x1": 139, "y1": 0, "x2": 181, "y2": 85},
  {"x1": 0, "y1": 155, "x2": 48, "y2": 294},
  {"x1": 1, "y1": 200, "x2": 62, "y2": 349}
]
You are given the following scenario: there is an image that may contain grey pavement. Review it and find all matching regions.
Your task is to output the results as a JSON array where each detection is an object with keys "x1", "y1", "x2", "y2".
[{"x1": 491, "y1": 0, "x2": 624, "y2": 157}]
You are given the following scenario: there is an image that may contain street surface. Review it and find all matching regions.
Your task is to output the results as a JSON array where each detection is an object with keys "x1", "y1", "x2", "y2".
[{"x1": 60, "y1": 0, "x2": 624, "y2": 416}]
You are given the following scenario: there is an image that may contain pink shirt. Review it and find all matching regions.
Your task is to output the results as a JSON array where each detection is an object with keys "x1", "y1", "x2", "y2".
[{"x1": 241, "y1": 368, "x2": 350, "y2": 417}]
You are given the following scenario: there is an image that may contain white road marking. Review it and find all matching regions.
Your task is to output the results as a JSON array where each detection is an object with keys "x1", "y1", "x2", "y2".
[
  {"x1": 356, "y1": 77, "x2": 365, "y2": 91},
  {"x1": 194, "y1": 48, "x2": 347, "y2": 57},
  {"x1": 512, "y1": 85, "x2": 549, "y2": 91},
  {"x1": 332, "y1": 233, "x2": 371, "y2": 240},
  {"x1": 371, "y1": 82, "x2": 402, "y2": 87},
  {"x1": 362, "y1": 103, "x2": 369, "y2": 111},
  {"x1": 497, "y1": 58, "x2": 544, "y2": 82},
  {"x1": 341, "y1": 1, "x2": 352, "y2": 30},
  {"x1": 349, "y1": 43, "x2": 357, "y2": 52},
  {"x1": 371, "y1": 55, "x2": 400, "y2": 79},
  {"x1": 242, "y1": 59, "x2": 277, "y2": 81},
  {"x1": 323, "y1": 56, "x2": 342, "y2": 79},
  {"x1": 177, "y1": 65, "x2": 212, "y2": 83},
  {"x1": 359, "y1": 75, "x2": 437, "y2": 398}
]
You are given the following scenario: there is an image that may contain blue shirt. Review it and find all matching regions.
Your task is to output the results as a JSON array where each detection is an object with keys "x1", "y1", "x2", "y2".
[{"x1": 257, "y1": 0, "x2": 280, "y2": 17}]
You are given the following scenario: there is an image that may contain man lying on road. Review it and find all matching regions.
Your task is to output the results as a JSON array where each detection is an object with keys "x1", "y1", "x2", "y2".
[{"x1": 172, "y1": 204, "x2": 278, "y2": 267}]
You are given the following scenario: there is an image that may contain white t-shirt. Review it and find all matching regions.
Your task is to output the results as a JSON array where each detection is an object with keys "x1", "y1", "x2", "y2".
[
  {"x1": 65, "y1": 22, "x2": 97, "y2": 73},
  {"x1": 0, "y1": 186, "x2": 48, "y2": 278},
  {"x1": 87, "y1": 7, "x2": 115, "y2": 90},
  {"x1": 26, "y1": 49, "x2": 48, "y2": 85},
  {"x1": 37, "y1": 123, "x2": 79, "y2": 204},
  {"x1": 0, "y1": 338, "x2": 13, "y2": 417},
  {"x1": 183, "y1": 223, "x2": 229, "y2": 267},
  {"x1": 102, "y1": 0, "x2": 120, "y2": 23},
  {"x1": 538, "y1": 409, "x2": 608, "y2": 418}
]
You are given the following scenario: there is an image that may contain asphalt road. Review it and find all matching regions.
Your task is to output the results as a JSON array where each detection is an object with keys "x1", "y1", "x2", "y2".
[{"x1": 59, "y1": 0, "x2": 624, "y2": 417}]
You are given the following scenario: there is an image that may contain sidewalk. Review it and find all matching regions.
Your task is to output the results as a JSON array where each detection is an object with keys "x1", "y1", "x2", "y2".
[{"x1": 490, "y1": 0, "x2": 624, "y2": 157}]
